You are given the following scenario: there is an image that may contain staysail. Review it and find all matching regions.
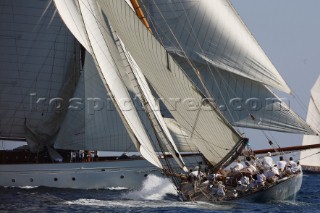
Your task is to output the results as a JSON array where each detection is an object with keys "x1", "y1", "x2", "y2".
[
  {"x1": 98, "y1": 0, "x2": 246, "y2": 166},
  {"x1": 300, "y1": 76, "x2": 320, "y2": 167},
  {"x1": 0, "y1": 0, "x2": 79, "y2": 151},
  {"x1": 114, "y1": 35, "x2": 188, "y2": 171}
]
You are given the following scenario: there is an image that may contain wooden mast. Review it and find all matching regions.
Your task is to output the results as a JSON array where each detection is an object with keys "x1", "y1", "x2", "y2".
[{"x1": 130, "y1": 0, "x2": 152, "y2": 32}]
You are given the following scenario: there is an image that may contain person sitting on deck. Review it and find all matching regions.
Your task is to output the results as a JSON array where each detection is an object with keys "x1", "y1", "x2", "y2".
[
  {"x1": 245, "y1": 161, "x2": 257, "y2": 174},
  {"x1": 292, "y1": 161, "x2": 302, "y2": 174},
  {"x1": 232, "y1": 160, "x2": 244, "y2": 172},
  {"x1": 289, "y1": 157, "x2": 297, "y2": 168},
  {"x1": 232, "y1": 189, "x2": 238, "y2": 198},
  {"x1": 216, "y1": 181, "x2": 226, "y2": 197},
  {"x1": 262, "y1": 152, "x2": 274, "y2": 169},
  {"x1": 236, "y1": 180, "x2": 247, "y2": 192},
  {"x1": 277, "y1": 156, "x2": 287, "y2": 172},
  {"x1": 256, "y1": 170, "x2": 266, "y2": 188}
]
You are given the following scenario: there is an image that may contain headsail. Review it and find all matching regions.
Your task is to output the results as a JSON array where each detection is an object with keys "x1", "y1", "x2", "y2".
[
  {"x1": 73, "y1": 0, "x2": 162, "y2": 168},
  {"x1": 98, "y1": 0, "x2": 246, "y2": 166},
  {"x1": 114, "y1": 35, "x2": 188, "y2": 171},
  {"x1": 300, "y1": 76, "x2": 320, "y2": 167}
]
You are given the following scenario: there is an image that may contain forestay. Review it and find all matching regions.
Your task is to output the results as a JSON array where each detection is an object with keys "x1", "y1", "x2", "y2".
[{"x1": 98, "y1": 0, "x2": 244, "y2": 165}]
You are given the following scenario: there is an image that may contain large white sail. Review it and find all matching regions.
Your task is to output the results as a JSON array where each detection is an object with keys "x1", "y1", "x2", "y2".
[
  {"x1": 135, "y1": 0, "x2": 314, "y2": 135},
  {"x1": 98, "y1": 0, "x2": 245, "y2": 165},
  {"x1": 0, "y1": 0, "x2": 79, "y2": 151},
  {"x1": 54, "y1": 53, "x2": 136, "y2": 152},
  {"x1": 300, "y1": 76, "x2": 320, "y2": 167},
  {"x1": 53, "y1": 0, "x2": 90, "y2": 51},
  {"x1": 173, "y1": 56, "x2": 314, "y2": 135},
  {"x1": 113, "y1": 35, "x2": 187, "y2": 171},
  {"x1": 137, "y1": 0, "x2": 290, "y2": 93},
  {"x1": 73, "y1": 0, "x2": 162, "y2": 168}
]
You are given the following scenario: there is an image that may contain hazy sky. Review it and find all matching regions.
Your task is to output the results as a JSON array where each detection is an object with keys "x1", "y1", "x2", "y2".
[{"x1": 231, "y1": 0, "x2": 320, "y2": 150}]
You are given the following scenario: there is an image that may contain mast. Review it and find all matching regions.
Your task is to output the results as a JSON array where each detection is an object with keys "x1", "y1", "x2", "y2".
[{"x1": 129, "y1": 0, "x2": 152, "y2": 32}]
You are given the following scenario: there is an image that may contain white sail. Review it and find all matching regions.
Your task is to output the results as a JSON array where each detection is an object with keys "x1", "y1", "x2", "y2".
[
  {"x1": 74, "y1": 0, "x2": 162, "y2": 168},
  {"x1": 98, "y1": 0, "x2": 244, "y2": 165},
  {"x1": 137, "y1": 0, "x2": 290, "y2": 93},
  {"x1": 112, "y1": 35, "x2": 187, "y2": 171},
  {"x1": 173, "y1": 56, "x2": 315, "y2": 135},
  {"x1": 300, "y1": 76, "x2": 320, "y2": 167},
  {"x1": 0, "y1": 0, "x2": 79, "y2": 151},
  {"x1": 54, "y1": 53, "x2": 136, "y2": 152},
  {"x1": 53, "y1": 0, "x2": 90, "y2": 51},
  {"x1": 164, "y1": 118, "x2": 198, "y2": 153}
]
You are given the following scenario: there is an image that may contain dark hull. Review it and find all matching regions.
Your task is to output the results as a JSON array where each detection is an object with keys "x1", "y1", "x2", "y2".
[
  {"x1": 181, "y1": 173, "x2": 303, "y2": 203},
  {"x1": 242, "y1": 173, "x2": 303, "y2": 202}
]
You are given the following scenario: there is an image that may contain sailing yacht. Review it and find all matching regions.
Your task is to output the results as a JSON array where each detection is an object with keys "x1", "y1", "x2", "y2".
[
  {"x1": 0, "y1": 0, "x2": 315, "y2": 200},
  {"x1": 300, "y1": 76, "x2": 320, "y2": 173}
]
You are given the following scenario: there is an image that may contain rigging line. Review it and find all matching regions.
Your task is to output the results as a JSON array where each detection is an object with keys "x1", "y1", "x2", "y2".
[
  {"x1": 299, "y1": 151, "x2": 320, "y2": 161},
  {"x1": 78, "y1": 0, "x2": 161, "y2": 163}
]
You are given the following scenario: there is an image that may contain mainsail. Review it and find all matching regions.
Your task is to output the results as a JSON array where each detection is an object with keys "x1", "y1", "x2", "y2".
[
  {"x1": 137, "y1": 0, "x2": 314, "y2": 135},
  {"x1": 0, "y1": 0, "x2": 79, "y2": 151},
  {"x1": 97, "y1": 0, "x2": 246, "y2": 166},
  {"x1": 300, "y1": 76, "x2": 320, "y2": 167}
]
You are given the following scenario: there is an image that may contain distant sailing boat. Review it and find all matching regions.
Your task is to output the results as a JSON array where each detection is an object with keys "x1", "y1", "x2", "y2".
[{"x1": 300, "y1": 76, "x2": 320, "y2": 173}]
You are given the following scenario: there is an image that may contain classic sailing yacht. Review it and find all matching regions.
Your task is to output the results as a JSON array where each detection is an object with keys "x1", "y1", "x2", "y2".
[
  {"x1": 300, "y1": 76, "x2": 320, "y2": 172},
  {"x1": 0, "y1": 0, "x2": 315, "y2": 199},
  {"x1": 48, "y1": 0, "x2": 315, "y2": 202}
]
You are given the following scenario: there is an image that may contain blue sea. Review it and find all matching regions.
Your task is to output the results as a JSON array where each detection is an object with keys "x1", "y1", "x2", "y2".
[{"x1": 1, "y1": 174, "x2": 320, "y2": 212}]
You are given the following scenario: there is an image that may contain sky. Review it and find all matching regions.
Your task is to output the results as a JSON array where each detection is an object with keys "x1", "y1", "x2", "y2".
[{"x1": 230, "y1": 0, "x2": 320, "y2": 150}]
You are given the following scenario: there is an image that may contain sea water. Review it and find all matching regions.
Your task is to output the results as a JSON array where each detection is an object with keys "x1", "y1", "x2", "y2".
[{"x1": 1, "y1": 174, "x2": 320, "y2": 212}]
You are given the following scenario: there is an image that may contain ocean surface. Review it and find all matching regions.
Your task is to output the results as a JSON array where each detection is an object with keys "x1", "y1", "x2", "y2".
[{"x1": 0, "y1": 174, "x2": 320, "y2": 212}]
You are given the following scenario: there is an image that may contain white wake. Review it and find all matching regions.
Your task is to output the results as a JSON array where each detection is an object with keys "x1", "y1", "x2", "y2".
[{"x1": 123, "y1": 174, "x2": 177, "y2": 200}]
